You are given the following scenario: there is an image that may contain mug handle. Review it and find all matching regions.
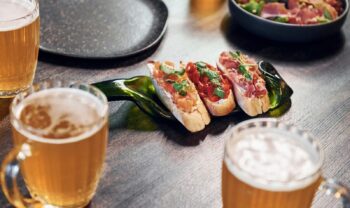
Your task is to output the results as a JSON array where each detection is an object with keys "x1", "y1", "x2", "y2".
[
  {"x1": 0, "y1": 144, "x2": 41, "y2": 208},
  {"x1": 320, "y1": 178, "x2": 350, "y2": 208}
]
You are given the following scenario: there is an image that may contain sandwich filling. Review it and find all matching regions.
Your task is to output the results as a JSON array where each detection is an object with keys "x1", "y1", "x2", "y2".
[
  {"x1": 219, "y1": 51, "x2": 267, "y2": 99},
  {"x1": 186, "y1": 62, "x2": 232, "y2": 102},
  {"x1": 152, "y1": 61, "x2": 198, "y2": 113}
]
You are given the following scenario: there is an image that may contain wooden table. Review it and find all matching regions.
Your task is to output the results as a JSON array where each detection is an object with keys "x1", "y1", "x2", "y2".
[{"x1": 0, "y1": 0, "x2": 349, "y2": 207}]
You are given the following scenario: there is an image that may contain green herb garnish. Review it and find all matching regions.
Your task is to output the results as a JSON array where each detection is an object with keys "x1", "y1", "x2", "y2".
[
  {"x1": 214, "y1": 87, "x2": 225, "y2": 98},
  {"x1": 238, "y1": 65, "x2": 252, "y2": 81},
  {"x1": 205, "y1": 69, "x2": 220, "y2": 80},
  {"x1": 229, "y1": 51, "x2": 240, "y2": 59},
  {"x1": 196, "y1": 61, "x2": 207, "y2": 69},
  {"x1": 172, "y1": 80, "x2": 189, "y2": 96},
  {"x1": 229, "y1": 51, "x2": 254, "y2": 81},
  {"x1": 195, "y1": 62, "x2": 223, "y2": 88}
]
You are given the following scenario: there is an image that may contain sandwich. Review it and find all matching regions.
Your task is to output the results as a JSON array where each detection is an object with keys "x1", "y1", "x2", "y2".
[
  {"x1": 217, "y1": 51, "x2": 270, "y2": 116},
  {"x1": 148, "y1": 61, "x2": 211, "y2": 132},
  {"x1": 185, "y1": 61, "x2": 235, "y2": 116}
]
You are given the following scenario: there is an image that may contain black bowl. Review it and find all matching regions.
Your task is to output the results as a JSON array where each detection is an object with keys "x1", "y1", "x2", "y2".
[{"x1": 228, "y1": 0, "x2": 349, "y2": 42}]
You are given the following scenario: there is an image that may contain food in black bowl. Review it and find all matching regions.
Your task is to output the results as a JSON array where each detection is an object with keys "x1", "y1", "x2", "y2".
[
  {"x1": 228, "y1": 0, "x2": 349, "y2": 41},
  {"x1": 238, "y1": 0, "x2": 343, "y2": 25}
]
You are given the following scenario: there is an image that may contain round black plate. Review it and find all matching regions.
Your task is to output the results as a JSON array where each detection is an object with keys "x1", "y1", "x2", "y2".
[{"x1": 39, "y1": 0, "x2": 168, "y2": 59}]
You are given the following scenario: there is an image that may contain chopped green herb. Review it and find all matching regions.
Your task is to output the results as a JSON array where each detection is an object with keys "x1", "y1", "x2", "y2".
[
  {"x1": 172, "y1": 80, "x2": 189, "y2": 96},
  {"x1": 160, "y1": 64, "x2": 174, "y2": 74},
  {"x1": 238, "y1": 65, "x2": 252, "y2": 80},
  {"x1": 173, "y1": 82, "x2": 183, "y2": 91},
  {"x1": 205, "y1": 70, "x2": 219, "y2": 80},
  {"x1": 195, "y1": 62, "x2": 207, "y2": 75},
  {"x1": 195, "y1": 61, "x2": 207, "y2": 69},
  {"x1": 214, "y1": 87, "x2": 225, "y2": 98},
  {"x1": 229, "y1": 51, "x2": 240, "y2": 59}
]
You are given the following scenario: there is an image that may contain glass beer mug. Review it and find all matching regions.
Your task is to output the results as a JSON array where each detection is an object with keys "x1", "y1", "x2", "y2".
[
  {"x1": 1, "y1": 80, "x2": 109, "y2": 208},
  {"x1": 0, "y1": 0, "x2": 40, "y2": 97},
  {"x1": 222, "y1": 118, "x2": 350, "y2": 208}
]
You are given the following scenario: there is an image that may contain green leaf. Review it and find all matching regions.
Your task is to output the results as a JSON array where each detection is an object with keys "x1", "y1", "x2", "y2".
[
  {"x1": 274, "y1": 16, "x2": 289, "y2": 23},
  {"x1": 195, "y1": 61, "x2": 207, "y2": 69},
  {"x1": 172, "y1": 80, "x2": 189, "y2": 96},
  {"x1": 173, "y1": 82, "x2": 183, "y2": 92},
  {"x1": 205, "y1": 69, "x2": 220, "y2": 80},
  {"x1": 229, "y1": 51, "x2": 240, "y2": 59},
  {"x1": 160, "y1": 64, "x2": 174, "y2": 74},
  {"x1": 241, "y1": 0, "x2": 264, "y2": 15},
  {"x1": 214, "y1": 87, "x2": 225, "y2": 98},
  {"x1": 238, "y1": 65, "x2": 252, "y2": 80},
  {"x1": 324, "y1": 9, "x2": 332, "y2": 20}
]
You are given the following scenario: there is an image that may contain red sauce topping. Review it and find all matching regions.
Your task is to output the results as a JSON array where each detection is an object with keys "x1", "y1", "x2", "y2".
[{"x1": 186, "y1": 62, "x2": 232, "y2": 102}]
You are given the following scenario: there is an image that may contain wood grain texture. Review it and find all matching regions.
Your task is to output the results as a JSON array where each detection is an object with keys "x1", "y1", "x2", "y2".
[{"x1": 0, "y1": 0, "x2": 349, "y2": 207}]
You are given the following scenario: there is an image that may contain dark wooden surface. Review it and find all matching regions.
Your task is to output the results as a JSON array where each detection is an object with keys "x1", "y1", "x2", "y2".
[{"x1": 0, "y1": 0, "x2": 349, "y2": 207}]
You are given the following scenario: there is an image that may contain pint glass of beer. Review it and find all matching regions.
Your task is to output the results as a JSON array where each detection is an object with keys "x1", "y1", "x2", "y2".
[
  {"x1": 222, "y1": 118, "x2": 350, "y2": 208},
  {"x1": 0, "y1": 0, "x2": 40, "y2": 97},
  {"x1": 1, "y1": 80, "x2": 109, "y2": 208}
]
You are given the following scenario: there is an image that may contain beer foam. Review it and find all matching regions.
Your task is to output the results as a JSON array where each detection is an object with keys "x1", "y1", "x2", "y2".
[
  {"x1": 0, "y1": 0, "x2": 39, "y2": 31},
  {"x1": 13, "y1": 88, "x2": 107, "y2": 144},
  {"x1": 225, "y1": 128, "x2": 321, "y2": 192}
]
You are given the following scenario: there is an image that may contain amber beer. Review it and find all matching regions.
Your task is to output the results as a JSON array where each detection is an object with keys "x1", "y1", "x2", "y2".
[
  {"x1": 0, "y1": 0, "x2": 40, "y2": 97},
  {"x1": 222, "y1": 120, "x2": 323, "y2": 208},
  {"x1": 3, "y1": 82, "x2": 108, "y2": 208}
]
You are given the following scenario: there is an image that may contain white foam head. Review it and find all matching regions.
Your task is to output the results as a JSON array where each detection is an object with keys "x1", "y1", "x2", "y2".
[
  {"x1": 12, "y1": 88, "x2": 107, "y2": 144},
  {"x1": 0, "y1": 0, "x2": 39, "y2": 31},
  {"x1": 224, "y1": 120, "x2": 322, "y2": 192}
]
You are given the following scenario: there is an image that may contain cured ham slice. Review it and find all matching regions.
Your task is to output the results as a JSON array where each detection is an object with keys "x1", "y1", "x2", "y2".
[{"x1": 261, "y1": 3, "x2": 288, "y2": 19}]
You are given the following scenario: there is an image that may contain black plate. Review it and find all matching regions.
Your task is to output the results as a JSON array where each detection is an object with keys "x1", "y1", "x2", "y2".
[
  {"x1": 39, "y1": 0, "x2": 168, "y2": 59},
  {"x1": 228, "y1": 0, "x2": 349, "y2": 42}
]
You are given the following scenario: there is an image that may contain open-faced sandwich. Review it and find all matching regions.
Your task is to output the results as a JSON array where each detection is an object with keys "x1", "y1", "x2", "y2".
[
  {"x1": 217, "y1": 51, "x2": 270, "y2": 116},
  {"x1": 186, "y1": 61, "x2": 235, "y2": 116},
  {"x1": 148, "y1": 61, "x2": 211, "y2": 132}
]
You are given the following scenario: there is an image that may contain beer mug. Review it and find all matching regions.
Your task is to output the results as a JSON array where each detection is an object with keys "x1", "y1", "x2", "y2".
[
  {"x1": 1, "y1": 80, "x2": 109, "y2": 208},
  {"x1": 222, "y1": 118, "x2": 350, "y2": 208},
  {"x1": 0, "y1": 0, "x2": 40, "y2": 97}
]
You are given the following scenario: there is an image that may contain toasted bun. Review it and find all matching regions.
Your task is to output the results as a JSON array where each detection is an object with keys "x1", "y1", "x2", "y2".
[
  {"x1": 148, "y1": 61, "x2": 210, "y2": 132},
  {"x1": 217, "y1": 61, "x2": 270, "y2": 117},
  {"x1": 203, "y1": 90, "x2": 235, "y2": 116}
]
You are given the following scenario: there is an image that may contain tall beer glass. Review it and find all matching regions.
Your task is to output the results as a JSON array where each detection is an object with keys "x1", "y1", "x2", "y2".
[
  {"x1": 222, "y1": 118, "x2": 350, "y2": 208},
  {"x1": 0, "y1": 0, "x2": 40, "y2": 97},
  {"x1": 1, "y1": 80, "x2": 109, "y2": 208}
]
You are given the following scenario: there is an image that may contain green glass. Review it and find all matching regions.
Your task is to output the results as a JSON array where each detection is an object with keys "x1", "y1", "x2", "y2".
[
  {"x1": 93, "y1": 76, "x2": 174, "y2": 120},
  {"x1": 258, "y1": 61, "x2": 294, "y2": 109}
]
